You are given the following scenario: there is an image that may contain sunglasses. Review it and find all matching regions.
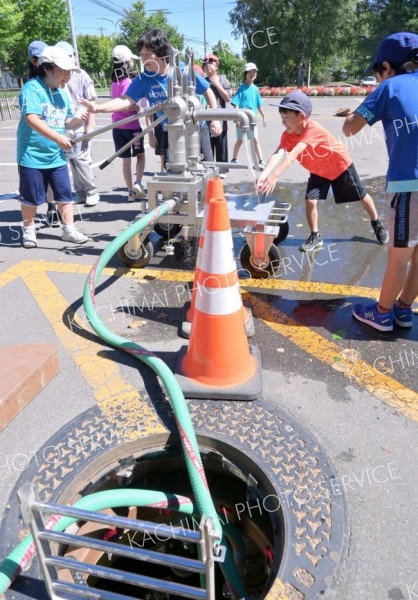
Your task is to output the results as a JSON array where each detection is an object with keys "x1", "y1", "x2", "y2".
[{"x1": 203, "y1": 59, "x2": 217, "y2": 64}]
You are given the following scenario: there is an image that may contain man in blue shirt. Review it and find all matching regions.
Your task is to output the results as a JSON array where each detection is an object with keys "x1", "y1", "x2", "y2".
[
  {"x1": 343, "y1": 32, "x2": 418, "y2": 332},
  {"x1": 81, "y1": 28, "x2": 221, "y2": 170}
]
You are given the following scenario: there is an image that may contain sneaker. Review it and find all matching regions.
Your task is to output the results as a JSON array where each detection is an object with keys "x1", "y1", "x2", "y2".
[
  {"x1": 219, "y1": 173, "x2": 227, "y2": 179},
  {"x1": 85, "y1": 192, "x2": 100, "y2": 207},
  {"x1": 299, "y1": 232, "x2": 324, "y2": 252},
  {"x1": 44, "y1": 209, "x2": 61, "y2": 228},
  {"x1": 73, "y1": 193, "x2": 86, "y2": 205},
  {"x1": 393, "y1": 303, "x2": 413, "y2": 328},
  {"x1": 230, "y1": 159, "x2": 237, "y2": 164},
  {"x1": 128, "y1": 183, "x2": 147, "y2": 201},
  {"x1": 259, "y1": 160, "x2": 267, "y2": 169},
  {"x1": 62, "y1": 226, "x2": 89, "y2": 244},
  {"x1": 372, "y1": 219, "x2": 389, "y2": 245},
  {"x1": 352, "y1": 302, "x2": 393, "y2": 332},
  {"x1": 22, "y1": 226, "x2": 37, "y2": 248}
]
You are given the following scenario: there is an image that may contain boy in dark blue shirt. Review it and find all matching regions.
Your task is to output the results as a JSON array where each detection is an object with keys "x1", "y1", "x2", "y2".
[{"x1": 343, "y1": 32, "x2": 418, "y2": 331}]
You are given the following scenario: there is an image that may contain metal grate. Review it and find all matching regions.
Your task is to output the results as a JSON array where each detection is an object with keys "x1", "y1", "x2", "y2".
[{"x1": 18, "y1": 485, "x2": 225, "y2": 600}]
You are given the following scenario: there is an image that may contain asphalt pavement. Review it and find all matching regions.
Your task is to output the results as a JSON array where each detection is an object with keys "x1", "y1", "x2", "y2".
[{"x1": 0, "y1": 96, "x2": 417, "y2": 600}]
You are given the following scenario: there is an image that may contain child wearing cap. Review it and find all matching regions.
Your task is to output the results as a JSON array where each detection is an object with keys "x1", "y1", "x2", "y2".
[
  {"x1": 27, "y1": 40, "x2": 61, "y2": 227},
  {"x1": 56, "y1": 41, "x2": 100, "y2": 207},
  {"x1": 110, "y1": 44, "x2": 147, "y2": 201},
  {"x1": 230, "y1": 62, "x2": 267, "y2": 169},
  {"x1": 343, "y1": 32, "x2": 418, "y2": 332},
  {"x1": 17, "y1": 45, "x2": 89, "y2": 248},
  {"x1": 256, "y1": 90, "x2": 388, "y2": 252}
]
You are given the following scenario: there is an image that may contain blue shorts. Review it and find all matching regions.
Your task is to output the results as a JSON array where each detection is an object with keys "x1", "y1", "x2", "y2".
[
  {"x1": 112, "y1": 128, "x2": 144, "y2": 158},
  {"x1": 236, "y1": 125, "x2": 258, "y2": 141},
  {"x1": 19, "y1": 164, "x2": 72, "y2": 207}
]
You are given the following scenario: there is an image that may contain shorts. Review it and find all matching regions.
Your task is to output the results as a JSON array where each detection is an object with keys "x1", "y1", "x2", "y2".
[
  {"x1": 236, "y1": 125, "x2": 258, "y2": 141},
  {"x1": 306, "y1": 163, "x2": 366, "y2": 204},
  {"x1": 112, "y1": 127, "x2": 144, "y2": 158},
  {"x1": 388, "y1": 192, "x2": 418, "y2": 248},
  {"x1": 19, "y1": 164, "x2": 72, "y2": 206}
]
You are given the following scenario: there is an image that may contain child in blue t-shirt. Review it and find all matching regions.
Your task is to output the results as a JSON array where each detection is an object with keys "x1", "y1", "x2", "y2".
[
  {"x1": 18, "y1": 45, "x2": 89, "y2": 248},
  {"x1": 343, "y1": 32, "x2": 418, "y2": 332},
  {"x1": 230, "y1": 62, "x2": 267, "y2": 168}
]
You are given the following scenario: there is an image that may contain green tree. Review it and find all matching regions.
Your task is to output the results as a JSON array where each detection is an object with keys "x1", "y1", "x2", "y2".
[
  {"x1": 0, "y1": 0, "x2": 23, "y2": 66},
  {"x1": 117, "y1": 1, "x2": 184, "y2": 54},
  {"x1": 6, "y1": 0, "x2": 70, "y2": 82},
  {"x1": 210, "y1": 41, "x2": 245, "y2": 85},
  {"x1": 229, "y1": 0, "x2": 356, "y2": 86},
  {"x1": 77, "y1": 34, "x2": 115, "y2": 84},
  {"x1": 352, "y1": 0, "x2": 418, "y2": 77}
]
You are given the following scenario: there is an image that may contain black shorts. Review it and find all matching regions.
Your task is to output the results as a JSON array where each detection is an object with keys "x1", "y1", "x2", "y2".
[
  {"x1": 154, "y1": 122, "x2": 168, "y2": 157},
  {"x1": 112, "y1": 127, "x2": 144, "y2": 158},
  {"x1": 306, "y1": 163, "x2": 367, "y2": 204}
]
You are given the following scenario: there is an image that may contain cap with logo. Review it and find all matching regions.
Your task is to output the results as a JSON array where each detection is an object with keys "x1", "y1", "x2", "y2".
[
  {"x1": 38, "y1": 46, "x2": 81, "y2": 72},
  {"x1": 56, "y1": 41, "x2": 75, "y2": 56},
  {"x1": 202, "y1": 53, "x2": 219, "y2": 63},
  {"x1": 278, "y1": 91, "x2": 312, "y2": 117},
  {"x1": 28, "y1": 40, "x2": 48, "y2": 59},
  {"x1": 112, "y1": 45, "x2": 139, "y2": 63},
  {"x1": 372, "y1": 31, "x2": 418, "y2": 69},
  {"x1": 244, "y1": 62, "x2": 258, "y2": 71}
]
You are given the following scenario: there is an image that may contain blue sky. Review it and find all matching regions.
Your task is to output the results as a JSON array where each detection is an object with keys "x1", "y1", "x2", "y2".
[{"x1": 70, "y1": 0, "x2": 241, "y2": 58}]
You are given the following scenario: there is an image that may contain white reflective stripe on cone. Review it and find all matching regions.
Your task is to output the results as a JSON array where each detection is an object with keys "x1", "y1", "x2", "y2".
[
  {"x1": 200, "y1": 230, "x2": 235, "y2": 275},
  {"x1": 195, "y1": 282, "x2": 242, "y2": 315}
]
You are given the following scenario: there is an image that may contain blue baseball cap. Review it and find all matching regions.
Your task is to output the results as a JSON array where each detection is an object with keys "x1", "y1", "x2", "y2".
[
  {"x1": 372, "y1": 32, "x2": 418, "y2": 68},
  {"x1": 28, "y1": 40, "x2": 47, "y2": 59},
  {"x1": 278, "y1": 91, "x2": 312, "y2": 117}
]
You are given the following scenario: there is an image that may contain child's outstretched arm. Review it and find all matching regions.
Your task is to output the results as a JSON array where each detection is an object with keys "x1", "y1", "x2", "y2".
[{"x1": 256, "y1": 141, "x2": 306, "y2": 194}]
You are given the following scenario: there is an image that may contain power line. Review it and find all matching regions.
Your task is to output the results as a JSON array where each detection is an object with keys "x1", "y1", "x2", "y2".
[{"x1": 86, "y1": 0, "x2": 125, "y2": 18}]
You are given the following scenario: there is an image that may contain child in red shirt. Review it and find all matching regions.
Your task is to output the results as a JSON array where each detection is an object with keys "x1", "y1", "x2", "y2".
[{"x1": 256, "y1": 90, "x2": 388, "y2": 251}]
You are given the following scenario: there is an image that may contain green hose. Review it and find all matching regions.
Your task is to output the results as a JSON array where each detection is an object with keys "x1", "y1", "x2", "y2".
[
  {"x1": 83, "y1": 202, "x2": 247, "y2": 599},
  {"x1": 0, "y1": 202, "x2": 247, "y2": 598},
  {"x1": 0, "y1": 489, "x2": 195, "y2": 595}
]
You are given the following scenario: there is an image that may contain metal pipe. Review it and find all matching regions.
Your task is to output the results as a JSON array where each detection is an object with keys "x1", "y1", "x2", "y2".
[
  {"x1": 71, "y1": 103, "x2": 165, "y2": 144},
  {"x1": 99, "y1": 114, "x2": 166, "y2": 170},
  {"x1": 195, "y1": 108, "x2": 250, "y2": 128}
]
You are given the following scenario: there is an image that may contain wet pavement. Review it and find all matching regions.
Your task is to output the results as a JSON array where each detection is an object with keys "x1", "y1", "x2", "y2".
[{"x1": 0, "y1": 97, "x2": 417, "y2": 600}]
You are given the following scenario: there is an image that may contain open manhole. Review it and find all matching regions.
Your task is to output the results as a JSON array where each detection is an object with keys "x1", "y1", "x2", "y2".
[{"x1": 1, "y1": 398, "x2": 346, "y2": 599}]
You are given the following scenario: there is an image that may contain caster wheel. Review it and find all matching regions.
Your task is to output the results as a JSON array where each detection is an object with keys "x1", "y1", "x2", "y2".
[
  {"x1": 274, "y1": 221, "x2": 289, "y2": 245},
  {"x1": 117, "y1": 236, "x2": 153, "y2": 268},
  {"x1": 239, "y1": 243, "x2": 280, "y2": 279},
  {"x1": 154, "y1": 222, "x2": 182, "y2": 238}
]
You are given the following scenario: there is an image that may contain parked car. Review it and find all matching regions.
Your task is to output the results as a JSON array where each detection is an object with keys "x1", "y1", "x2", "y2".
[{"x1": 361, "y1": 76, "x2": 377, "y2": 86}]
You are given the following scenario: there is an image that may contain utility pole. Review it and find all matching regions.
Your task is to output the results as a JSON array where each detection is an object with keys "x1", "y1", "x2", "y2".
[
  {"x1": 203, "y1": 0, "x2": 207, "y2": 56},
  {"x1": 66, "y1": 0, "x2": 80, "y2": 67}
]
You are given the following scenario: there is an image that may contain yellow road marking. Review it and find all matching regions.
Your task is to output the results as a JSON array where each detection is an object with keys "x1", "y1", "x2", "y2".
[
  {"x1": 244, "y1": 292, "x2": 418, "y2": 421},
  {"x1": 15, "y1": 263, "x2": 166, "y2": 439},
  {"x1": 1, "y1": 260, "x2": 416, "y2": 422}
]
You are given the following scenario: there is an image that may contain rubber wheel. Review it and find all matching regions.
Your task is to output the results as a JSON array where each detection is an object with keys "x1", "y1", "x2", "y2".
[
  {"x1": 274, "y1": 221, "x2": 289, "y2": 245},
  {"x1": 239, "y1": 243, "x2": 280, "y2": 279},
  {"x1": 117, "y1": 236, "x2": 153, "y2": 268},
  {"x1": 154, "y1": 222, "x2": 182, "y2": 239}
]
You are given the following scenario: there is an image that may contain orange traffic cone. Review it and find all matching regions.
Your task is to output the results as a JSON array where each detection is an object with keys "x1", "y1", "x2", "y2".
[
  {"x1": 181, "y1": 178, "x2": 225, "y2": 338},
  {"x1": 181, "y1": 177, "x2": 255, "y2": 339},
  {"x1": 176, "y1": 196, "x2": 262, "y2": 400}
]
